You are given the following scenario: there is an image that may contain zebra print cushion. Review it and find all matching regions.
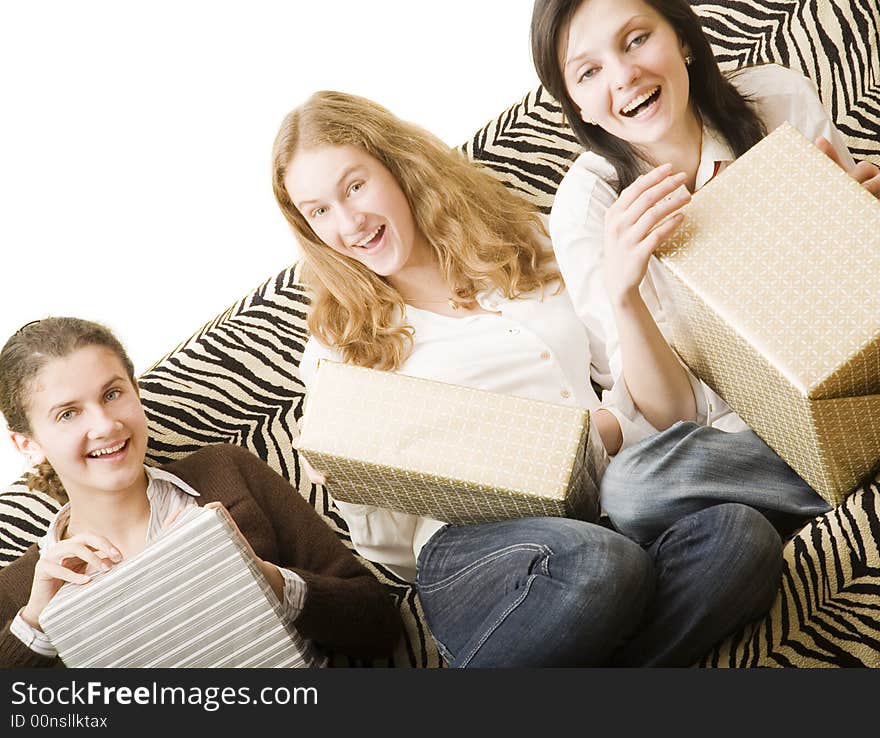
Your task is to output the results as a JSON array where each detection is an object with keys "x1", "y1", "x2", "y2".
[
  {"x1": 2, "y1": 0, "x2": 878, "y2": 667},
  {"x1": 0, "y1": 484, "x2": 59, "y2": 563}
]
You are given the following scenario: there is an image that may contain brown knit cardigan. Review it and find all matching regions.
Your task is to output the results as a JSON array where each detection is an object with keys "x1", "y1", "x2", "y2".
[{"x1": 0, "y1": 443, "x2": 402, "y2": 667}]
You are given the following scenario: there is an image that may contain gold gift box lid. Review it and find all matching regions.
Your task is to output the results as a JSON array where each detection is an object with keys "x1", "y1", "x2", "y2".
[{"x1": 657, "y1": 122, "x2": 880, "y2": 400}]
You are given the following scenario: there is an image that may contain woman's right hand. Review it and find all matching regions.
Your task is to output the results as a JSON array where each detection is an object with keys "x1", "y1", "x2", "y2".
[
  {"x1": 814, "y1": 136, "x2": 880, "y2": 198},
  {"x1": 19, "y1": 533, "x2": 122, "y2": 630},
  {"x1": 603, "y1": 163, "x2": 691, "y2": 306}
]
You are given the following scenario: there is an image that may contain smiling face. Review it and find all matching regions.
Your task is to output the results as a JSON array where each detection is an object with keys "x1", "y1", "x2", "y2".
[
  {"x1": 284, "y1": 144, "x2": 430, "y2": 280},
  {"x1": 12, "y1": 346, "x2": 149, "y2": 503},
  {"x1": 561, "y1": 0, "x2": 695, "y2": 151}
]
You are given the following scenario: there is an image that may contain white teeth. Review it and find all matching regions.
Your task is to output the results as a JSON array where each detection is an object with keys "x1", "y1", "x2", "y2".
[
  {"x1": 353, "y1": 226, "x2": 382, "y2": 248},
  {"x1": 622, "y1": 87, "x2": 659, "y2": 114},
  {"x1": 88, "y1": 441, "x2": 126, "y2": 458}
]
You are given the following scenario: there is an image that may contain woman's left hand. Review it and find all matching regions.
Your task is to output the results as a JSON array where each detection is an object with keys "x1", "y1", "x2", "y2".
[
  {"x1": 815, "y1": 136, "x2": 880, "y2": 198},
  {"x1": 204, "y1": 502, "x2": 285, "y2": 603},
  {"x1": 204, "y1": 502, "x2": 254, "y2": 556}
]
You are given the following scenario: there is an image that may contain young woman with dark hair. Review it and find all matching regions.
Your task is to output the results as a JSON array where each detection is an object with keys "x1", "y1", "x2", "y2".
[
  {"x1": 0, "y1": 318, "x2": 402, "y2": 667},
  {"x1": 529, "y1": 0, "x2": 874, "y2": 542}
]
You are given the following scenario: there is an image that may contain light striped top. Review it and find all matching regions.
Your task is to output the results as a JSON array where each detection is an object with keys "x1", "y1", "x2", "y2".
[{"x1": 11, "y1": 466, "x2": 316, "y2": 664}]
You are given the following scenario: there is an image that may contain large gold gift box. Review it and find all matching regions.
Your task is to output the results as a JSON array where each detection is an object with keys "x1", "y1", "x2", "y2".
[
  {"x1": 297, "y1": 361, "x2": 601, "y2": 525},
  {"x1": 656, "y1": 122, "x2": 880, "y2": 505}
]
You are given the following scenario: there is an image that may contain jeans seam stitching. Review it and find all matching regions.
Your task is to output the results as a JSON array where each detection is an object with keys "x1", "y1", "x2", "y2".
[
  {"x1": 458, "y1": 574, "x2": 537, "y2": 668},
  {"x1": 419, "y1": 543, "x2": 550, "y2": 593}
]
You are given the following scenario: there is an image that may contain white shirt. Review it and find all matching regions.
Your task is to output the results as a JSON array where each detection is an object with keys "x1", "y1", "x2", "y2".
[
  {"x1": 12, "y1": 466, "x2": 310, "y2": 659},
  {"x1": 549, "y1": 64, "x2": 857, "y2": 446},
  {"x1": 300, "y1": 284, "x2": 617, "y2": 580}
]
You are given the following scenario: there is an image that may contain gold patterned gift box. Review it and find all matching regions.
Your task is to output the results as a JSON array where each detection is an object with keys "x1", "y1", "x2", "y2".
[
  {"x1": 297, "y1": 361, "x2": 601, "y2": 525},
  {"x1": 655, "y1": 122, "x2": 880, "y2": 506},
  {"x1": 39, "y1": 507, "x2": 319, "y2": 667}
]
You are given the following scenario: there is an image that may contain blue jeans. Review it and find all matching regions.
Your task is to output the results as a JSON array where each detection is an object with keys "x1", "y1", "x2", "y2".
[
  {"x1": 600, "y1": 421, "x2": 832, "y2": 546},
  {"x1": 416, "y1": 504, "x2": 781, "y2": 667}
]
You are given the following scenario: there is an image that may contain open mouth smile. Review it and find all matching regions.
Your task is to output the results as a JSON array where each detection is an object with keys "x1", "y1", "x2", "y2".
[
  {"x1": 86, "y1": 439, "x2": 129, "y2": 460},
  {"x1": 352, "y1": 225, "x2": 385, "y2": 250},
  {"x1": 620, "y1": 86, "x2": 661, "y2": 118}
]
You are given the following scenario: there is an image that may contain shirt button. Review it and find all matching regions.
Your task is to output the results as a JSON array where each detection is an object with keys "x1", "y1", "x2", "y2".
[
  {"x1": 540, "y1": 351, "x2": 551, "y2": 360},
  {"x1": 507, "y1": 327, "x2": 520, "y2": 336},
  {"x1": 560, "y1": 389, "x2": 571, "y2": 399}
]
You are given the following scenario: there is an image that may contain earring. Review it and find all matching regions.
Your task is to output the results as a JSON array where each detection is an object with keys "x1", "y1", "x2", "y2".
[{"x1": 685, "y1": 54, "x2": 694, "y2": 66}]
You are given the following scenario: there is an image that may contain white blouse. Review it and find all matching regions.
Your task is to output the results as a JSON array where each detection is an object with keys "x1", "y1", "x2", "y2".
[{"x1": 549, "y1": 64, "x2": 857, "y2": 444}]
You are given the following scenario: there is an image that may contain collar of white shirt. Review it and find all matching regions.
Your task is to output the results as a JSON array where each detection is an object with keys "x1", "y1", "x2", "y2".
[
  {"x1": 38, "y1": 466, "x2": 200, "y2": 552},
  {"x1": 621, "y1": 123, "x2": 734, "y2": 190},
  {"x1": 474, "y1": 286, "x2": 505, "y2": 312},
  {"x1": 694, "y1": 124, "x2": 735, "y2": 189}
]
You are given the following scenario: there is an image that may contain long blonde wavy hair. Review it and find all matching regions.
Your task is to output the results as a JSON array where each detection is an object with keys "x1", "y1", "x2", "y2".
[{"x1": 272, "y1": 91, "x2": 559, "y2": 370}]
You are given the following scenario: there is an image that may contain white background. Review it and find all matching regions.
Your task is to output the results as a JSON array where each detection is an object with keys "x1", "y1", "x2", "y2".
[{"x1": 0, "y1": 0, "x2": 539, "y2": 483}]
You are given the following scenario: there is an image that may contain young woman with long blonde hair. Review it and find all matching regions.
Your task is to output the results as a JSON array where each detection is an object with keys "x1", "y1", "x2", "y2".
[{"x1": 271, "y1": 90, "x2": 786, "y2": 667}]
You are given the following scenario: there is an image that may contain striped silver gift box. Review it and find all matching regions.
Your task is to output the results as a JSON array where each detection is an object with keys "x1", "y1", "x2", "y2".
[{"x1": 38, "y1": 506, "x2": 320, "y2": 667}]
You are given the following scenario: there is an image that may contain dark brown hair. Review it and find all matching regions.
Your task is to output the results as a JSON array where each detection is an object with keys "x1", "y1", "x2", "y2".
[
  {"x1": 530, "y1": 0, "x2": 766, "y2": 190},
  {"x1": 0, "y1": 318, "x2": 136, "y2": 503}
]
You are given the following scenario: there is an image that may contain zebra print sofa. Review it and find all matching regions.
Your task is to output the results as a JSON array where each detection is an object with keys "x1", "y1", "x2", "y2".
[{"x1": 2, "y1": 1, "x2": 878, "y2": 667}]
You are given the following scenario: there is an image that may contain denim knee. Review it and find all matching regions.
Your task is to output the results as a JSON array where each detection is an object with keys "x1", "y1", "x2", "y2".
[
  {"x1": 468, "y1": 517, "x2": 654, "y2": 601},
  {"x1": 499, "y1": 522, "x2": 655, "y2": 665},
  {"x1": 675, "y1": 502, "x2": 782, "y2": 628},
  {"x1": 547, "y1": 519, "x2": 654, "y2": 592},
  {"x1": 709, "y1": 503, "x2": 783, "y2": 617},
  {"x1": 610, "y1": 502, "x2": 782, "y2": 666},
  {"x1": 600, "y1": 440, "x2": 665, "y2": 542},
  {"x1": 583, "y1": 528, "x2": 656, "y2": 623}
]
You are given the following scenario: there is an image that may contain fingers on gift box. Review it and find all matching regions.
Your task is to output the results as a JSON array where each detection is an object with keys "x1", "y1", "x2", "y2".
[{"x1": 298, "y1": 361, "x2": 602, "y2": 525}]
